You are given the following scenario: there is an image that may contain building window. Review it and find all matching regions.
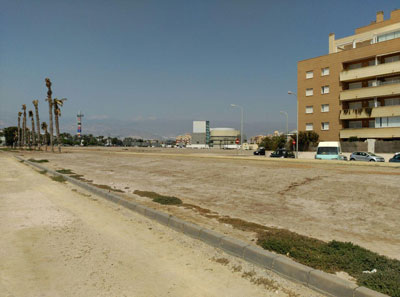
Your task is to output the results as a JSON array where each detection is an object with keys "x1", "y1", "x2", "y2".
[
  {"x1": 321, "y1": 86, "x2": 330, "y2": 94},
  {"x1": 384, "y1": 55, "x2": 400, "y2": 63},
  {"x1": 321, "y1": 67, "x2": 330, "y2": 76},
  {"x1": 369, "y1": 120, "x2": 375, "y2": 128},
  {"x1": 321, "y1": 104, "x2": 329, "y2": 112},
  {"x1": 306, "y1": 123, "x2": 313, "y2": 131},
  {"x1": 306, "y1": 71, "x2": 314, "y2": 79},
  {"x1": 305, "y1": 106, "x2": 313, "y2": 114},
  {"x1": 375, "y1": 116, "x2": 400, "y2": 128},
  {"x1": 348, "y1": 82, "x2": 362, "y2": 89},
  {"x1": 384, "y1": 97, "x2": 400, "y2": 106},
  {"x1": 349, "y1": 101, "x2": 362, "y2": 110},
  {"x1": 306, "y1": 88, "x2": 313, "y2": 96},
  {"x1": 377, "y1": 30, "x2": 400, "y2": 43},
  {"x1": 321, "y1": 122, "x2": 330, "y2": 130},
  {"x1": 349, "y1": 121, "x2": 362, "y2": 128},
  {"x1": 348, "y1": 63, "x2": 362, "y2": 70}
]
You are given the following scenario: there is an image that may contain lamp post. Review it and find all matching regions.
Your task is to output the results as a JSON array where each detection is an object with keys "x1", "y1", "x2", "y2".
[
  {"x1": 230, "y1": 104, "x2": 244, "y2": 150},
  {"x1": 280, "y1": 111, "x2": 289, "y2": 143},
  {"x1": 288, "y1": 91, "x2": 298, "y2": 158}
]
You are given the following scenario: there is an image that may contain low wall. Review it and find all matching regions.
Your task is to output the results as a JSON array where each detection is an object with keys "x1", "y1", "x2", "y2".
[
  {"x1": 375, "y1": 141, "x2": 400, "y2": 153},
  {"x1": 340, "y1": 142, "x2": 368, "y2": 153}
]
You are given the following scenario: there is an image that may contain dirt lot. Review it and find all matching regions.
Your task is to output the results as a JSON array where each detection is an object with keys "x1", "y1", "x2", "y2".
[
  {"x1": 0, "y1": 153, "x2": 323, "y2": 297},
  {"x1": 16, "y1": 147, "x2": 400, "y2": 261}
]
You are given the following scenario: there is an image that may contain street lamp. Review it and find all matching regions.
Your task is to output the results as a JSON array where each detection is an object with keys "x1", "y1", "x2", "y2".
[
  {"x1": 279, "y1": 111, "x2": 289, "y2": 143},
  {"x1": 230, "y1": 104, "x2": 244, "y2": 150},
  {"x1": 288, "y1": 91, "x2": 298, "y2": 158}
]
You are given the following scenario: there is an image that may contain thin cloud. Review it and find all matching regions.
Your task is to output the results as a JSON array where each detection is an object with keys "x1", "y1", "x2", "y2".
[{"x1": 88, "y1": 114, "x2": 110, "y2": 120}]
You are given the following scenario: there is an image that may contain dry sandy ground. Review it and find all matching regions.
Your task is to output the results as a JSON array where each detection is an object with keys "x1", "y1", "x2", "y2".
[
  {"x1": 0, "y1": 153, "x2": 323, "y2": 297},
  {"x1": 17, "y1": 146, "x2": 400, "y2": 262}
]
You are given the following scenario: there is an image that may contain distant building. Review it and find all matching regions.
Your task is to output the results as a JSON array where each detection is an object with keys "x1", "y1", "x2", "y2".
[
  {"x1": 191, "y1": 121, "x2": 210, "y2": 145},
  {"x1": 209, "y1": 128, "x2": 240, "y2": 148},
  {"x1": 250, "y1": 135, "x2": 266, "y2": 144},
  {"x1": 176, "y1": 133, "x2": 192, "y2": 146}
]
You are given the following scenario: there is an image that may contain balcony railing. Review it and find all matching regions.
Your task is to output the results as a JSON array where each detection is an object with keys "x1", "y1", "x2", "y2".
[
  {"x1": 340, "y1": 60, "x2": 400, "y2": 82},
  {"x1": 340, "y1": 83, "x2": 400, "y2": 101},
  {"x1": 340, "y1": 127, "x2": 400, "y2": 139},
  {"x1": 340, "y1": 105, "x2": 400, "y2": 120},
  {"x1": 340, "y1": 108, "x2": 373, "y2": 120}
]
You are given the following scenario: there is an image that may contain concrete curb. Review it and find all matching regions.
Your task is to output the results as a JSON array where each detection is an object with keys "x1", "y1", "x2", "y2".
[{"x1": 16, "y1": 156, "x2": 390, "y2": 297}]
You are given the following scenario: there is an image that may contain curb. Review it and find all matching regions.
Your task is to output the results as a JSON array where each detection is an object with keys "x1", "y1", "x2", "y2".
[{"x1": 16, "y1": 156, "x2": 390, "y2": 297}]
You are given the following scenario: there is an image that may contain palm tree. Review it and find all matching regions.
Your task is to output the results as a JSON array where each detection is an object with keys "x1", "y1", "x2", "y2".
[
  {"x1": 41, "y1": 122, "x2": 48, "y2": 151},
  {"x1": 17, "y1": 112, "x2": 22, "y2": 148},
  {"x1": 53, "y1": 98, "x2": 67, "y2": 153},
  {"x1": 45, "y1": 78, "x2": 54, "y2": 152},
  {"x1": 22, "y1": 104, "x2": 27, "y2": 148},
  {"x1": 29, "y1": 110, "x2": 36, "y2": 148},
  {"x1": 33, "y1": 100, "x2": 41, "y2": 150}
]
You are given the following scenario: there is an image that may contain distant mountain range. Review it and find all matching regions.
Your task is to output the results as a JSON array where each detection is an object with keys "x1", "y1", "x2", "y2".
[{"x1": 1, "y1": 113, "x2": 295, "y2": 139}]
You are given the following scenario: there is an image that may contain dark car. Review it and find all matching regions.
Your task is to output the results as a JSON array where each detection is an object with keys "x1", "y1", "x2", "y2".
[
  {"x1": 270, "y1": 148, "x2": 295, "y2": 158},
  {"x1": 389, "y1": 153, "x2": 400, "y2": 163},
  {"x1": 253, "y1": 147, "x2": 266, "y2": 155}
]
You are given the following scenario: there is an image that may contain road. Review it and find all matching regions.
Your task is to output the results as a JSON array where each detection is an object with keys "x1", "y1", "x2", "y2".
[{"x1": 0, "y1": 153, "x2": 322, "y2": 297}]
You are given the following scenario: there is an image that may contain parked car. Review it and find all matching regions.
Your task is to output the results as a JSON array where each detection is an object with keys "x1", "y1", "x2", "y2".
[
  {"x1": 349, "y1": 152, "x2": 385, "y2": 162},
  {"x1": 270, "y1": 148, "x2": 295, "y2": 158},
  {"x1": 315, "y1": 141, "x2": 347, "y2": 160},
  {"x1": 253, "y1": 147, "x2": 266, "y2": 155},
  {"x1": 389, "y1": 153, "x2": 400, "y2": 163}
]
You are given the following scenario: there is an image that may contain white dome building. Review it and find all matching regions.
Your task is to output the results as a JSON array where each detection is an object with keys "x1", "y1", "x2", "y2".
[{"x1": 210, "y1": 127, "x2": 240, "y2": 147}]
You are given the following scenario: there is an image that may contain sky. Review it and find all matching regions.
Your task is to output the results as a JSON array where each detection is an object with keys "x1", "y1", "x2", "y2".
[{"x1": 1, "y1": 0, "x2": 399, "y2": 138}]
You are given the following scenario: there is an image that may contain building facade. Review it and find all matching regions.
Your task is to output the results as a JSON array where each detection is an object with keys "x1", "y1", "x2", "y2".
[
  {"x1": 209, "y1": 128, "x2": 240, "y2": 147},
  {"x1": 298, "y1": 10, "x2": 400, "y2": 141},
  {"x1": 191, "y1": 121, "x2": 210, "y2": 145}
]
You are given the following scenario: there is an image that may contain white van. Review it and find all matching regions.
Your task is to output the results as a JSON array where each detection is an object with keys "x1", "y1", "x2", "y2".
[{"x1": 315, "y1": 141, "x2": 347, "y2": 160}]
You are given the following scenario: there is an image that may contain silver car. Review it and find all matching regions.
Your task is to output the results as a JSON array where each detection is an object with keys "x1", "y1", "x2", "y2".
[{"x1": 349, "y1": 152, "x2": 385, "y2": 162}]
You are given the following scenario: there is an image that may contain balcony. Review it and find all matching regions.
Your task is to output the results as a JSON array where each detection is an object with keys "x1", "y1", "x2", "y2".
[
  {"x1": 340, "y1": 105, "x2": 400, "y2": 120},
  {"x1": 340, "y1": 83, "x2": 400, "y2": 101},
  {"x1": 340, "y1": 61, "x2": 400, "y2": 82},
  {"x1": 340, "y1": 127, "x2": 400, "y2": 139}
]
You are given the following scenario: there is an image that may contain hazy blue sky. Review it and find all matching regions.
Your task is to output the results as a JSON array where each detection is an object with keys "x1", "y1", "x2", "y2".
[{"x1": 1, "y1": 0, "x2": 399, "y2": 138}]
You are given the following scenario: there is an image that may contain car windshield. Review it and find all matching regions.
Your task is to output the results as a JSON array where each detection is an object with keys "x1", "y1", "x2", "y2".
[
  {"x1": 317, "y1": 147, "x2": 338, "y2": 155},
  {"x1": 368, "y1": 152, "x2": 377, "y2": 156}
]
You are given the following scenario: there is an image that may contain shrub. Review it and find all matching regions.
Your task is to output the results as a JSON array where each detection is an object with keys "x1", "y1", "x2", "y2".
[
  {"x1": 28, "y1": 158, "x2": 49, "y2": 163},
  {"x1": 134, "y1": 190, "x2": 182, "y2": 205}
]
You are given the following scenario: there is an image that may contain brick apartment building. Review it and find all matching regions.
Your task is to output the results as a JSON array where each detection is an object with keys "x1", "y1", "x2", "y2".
[{"x1": 298, "y1": 10, "x2": 400, "y2": 141}]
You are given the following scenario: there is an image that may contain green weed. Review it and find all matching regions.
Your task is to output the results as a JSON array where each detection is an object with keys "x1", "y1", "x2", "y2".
[
  {"x1": 50, "y1": 175, "x2": 66, "y2": 183},
  {"x1": 56, "y1": 169, "x2": 74, "y2": 174}
]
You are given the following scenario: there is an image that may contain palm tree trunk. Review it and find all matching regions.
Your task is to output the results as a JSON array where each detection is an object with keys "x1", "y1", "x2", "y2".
[
  {"x1": 54, "y1": 111, "x2": 61, "y2": 153},
  {"x1": 43, "y1": 126, "x2": 48, "y2": 151},
  {"x1": 45, "y1": 78, "x2": 54, "y2": 152},
  {"x1": 17, "y1": 115, "x2": 21, "y2": 148},
  {"x1": 33, "y1": 101, "x2": 41, "y2": 150},
  {"x1": 30, "y1": 116, "x2": 36, "y2": 147},
  {"x1": 22, "y1": 111, "x2": 26, "y2": 148},
  {"x1": 27, "y1": 129, "x2": 31, "y2": 149},
  {"x1": 47, "y1": 99, "x2": 54, "y2": 152}
]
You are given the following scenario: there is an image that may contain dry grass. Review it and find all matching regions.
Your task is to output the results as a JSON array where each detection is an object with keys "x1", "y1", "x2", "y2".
[{"x1": 210, "y1": 257, "x2": 229, "y2": 266}]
